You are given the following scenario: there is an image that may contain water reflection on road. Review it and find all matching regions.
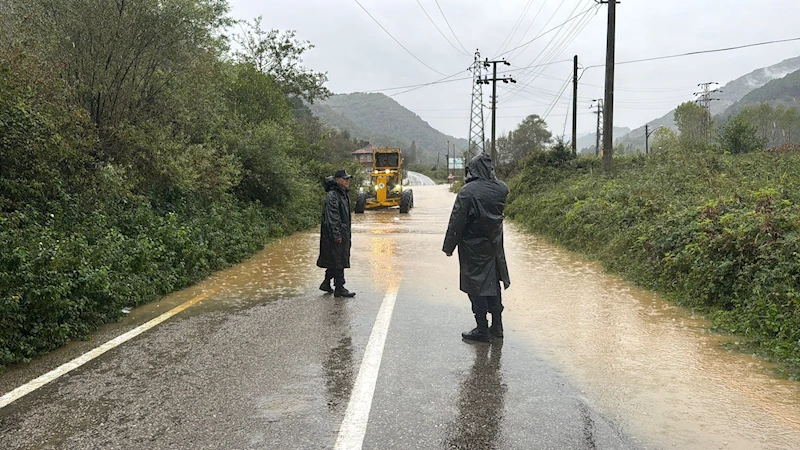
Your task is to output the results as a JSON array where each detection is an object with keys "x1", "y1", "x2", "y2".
[{"x1": 444, "y1": 341, "x2": 507, "y2": 450}]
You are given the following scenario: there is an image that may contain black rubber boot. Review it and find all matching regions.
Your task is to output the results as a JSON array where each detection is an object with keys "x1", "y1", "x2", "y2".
[
  {"x1": 334, "y1": 287, "x2": 356, "y2": 298},
  {"x1": 462, "y1": 314, "x2": 491, "y2": 342},
  {"x1": 489, "y1": 312, "x2": 503, "y2": 338},
  {"x1": 319, "y1": 281, "x2": 334, "y2": 293}
]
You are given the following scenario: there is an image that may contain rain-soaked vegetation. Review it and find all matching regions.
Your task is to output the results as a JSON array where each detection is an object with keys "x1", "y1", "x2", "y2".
[
  {"x1": 507, "y1": 140, "x2": 800, "y2": 376},
  {"x1": 0, "y1": 1, "x2": 365, "y2": 372}
]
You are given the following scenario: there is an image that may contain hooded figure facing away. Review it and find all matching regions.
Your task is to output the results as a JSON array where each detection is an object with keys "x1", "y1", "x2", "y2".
[
  {"x1": 442, "y1": 153, "x2": 510, "y2": 342},
  {"x1": 317, "y1": 169, "x2": 356, "y2": 297}
]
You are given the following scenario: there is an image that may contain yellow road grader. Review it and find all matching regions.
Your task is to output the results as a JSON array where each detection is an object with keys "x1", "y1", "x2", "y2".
[{"x1": 355, "y1": 147, "x2": 414, "y2": 214}]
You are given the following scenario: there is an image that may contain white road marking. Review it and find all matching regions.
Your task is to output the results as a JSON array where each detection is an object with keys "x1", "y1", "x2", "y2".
[
  {"x1": 0, "y1": 287, "x2": 220, "y2": 409},
  {"x1": 334, "y1": 287, "x2": 399, "y2": 450}
]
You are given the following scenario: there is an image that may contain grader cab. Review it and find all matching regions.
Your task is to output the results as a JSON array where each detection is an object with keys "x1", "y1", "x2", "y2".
[{"x1": 355, "y1": 148, "x2": 414, "y2": 214}]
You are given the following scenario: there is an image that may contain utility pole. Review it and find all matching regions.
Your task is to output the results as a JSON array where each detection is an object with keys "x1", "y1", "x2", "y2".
[
  {"x1": 598, "y1": 0, "x2": 618, "y2": 172},
  {"x1": 467, "y1": 51, "x2": 486, "y2": 162},
  {"x1": 572, "y1": 55, "x2": 579, "y2": 155},
  {"x1": 446, "y1": 140, "x2": 449, "y2": 173},
  {"x1": 591, "y1": 99, "x2": 604, "y2": 157},
  {"x1": 694, "y1": 82, "x2": 721, "y2": 142},
  {"x1": 479, "y1": 58, "x2": 516, "y2": 164}
]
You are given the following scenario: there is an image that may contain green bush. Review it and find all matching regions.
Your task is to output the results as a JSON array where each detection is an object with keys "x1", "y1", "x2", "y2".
[
  {"x1": 507, "y1": 150, "x2": 800, "y2": 375},
  {"x1": 0, "y1": 14, "x2": 329, "y2": 372}
]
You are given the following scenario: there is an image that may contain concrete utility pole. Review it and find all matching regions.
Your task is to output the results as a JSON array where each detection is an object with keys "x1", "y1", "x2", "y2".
[
  {"x1": 694, "y1": 82, "x2": 721, "y2": 142},
  {"x1": 591, "y1": 99, "x2": 604, "y2": 157},
  {"x1": 479, "y1": 58, "x2": 516, "y2": 164},
  {"x1": 572, "y1": 55, "x2": 579, "y2": 155},
  {"x1": 598, "y1": 0, "x2": 618, "y2": 172},
  {"x1": 446, "y1": 140, "x2": 449, "y2": 173}
]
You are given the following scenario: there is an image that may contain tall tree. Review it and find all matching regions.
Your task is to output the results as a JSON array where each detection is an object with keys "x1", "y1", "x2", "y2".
[
  {"x1": 718, "y1": 112, "x2": 765, "y2": 154},
  {"x1": 234, "y1": 17, "x2": 331, "y2": 103},
  {"x1": 674, "y1": 101, "x2": 709, "y2": 147},
  {"x1": 13, "y1": 0, "x2": 231, "y2": 131},
  {"x1": 507, "y1": 114, "x2": 552, "y2": 162}
]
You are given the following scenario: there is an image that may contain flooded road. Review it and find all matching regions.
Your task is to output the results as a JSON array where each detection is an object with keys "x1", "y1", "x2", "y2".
[{"x1": 2, "y1": 185, "x2": 800, "y2": 449}]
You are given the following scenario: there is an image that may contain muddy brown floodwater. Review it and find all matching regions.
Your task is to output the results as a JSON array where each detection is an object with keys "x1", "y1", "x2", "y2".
[
  {"x1": 3, "y1": 185, "x2": 800, "y2": 450},
  {"x1": 502, "y1": 217, "x2": 800, "y2": 450}
]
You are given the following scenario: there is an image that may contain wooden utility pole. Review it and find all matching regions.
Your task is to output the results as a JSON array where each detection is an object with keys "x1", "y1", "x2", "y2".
[
  {"x1": 479, "y1": 58, "x2": 515, "y2": 164},
  {"x1": 600, "y1": 0, "x2": 617, "y2": 172},
  {"x1": 572, "y1": 55, "x2": 579, "y2": 155}
]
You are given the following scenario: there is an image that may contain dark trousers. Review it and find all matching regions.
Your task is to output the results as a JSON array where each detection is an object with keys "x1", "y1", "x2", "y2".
[
  {"x1": 325, "y1": 268, "x2": 346, "y2": 288},
  {"x1": 468, "y1": 291, "x2": 503, "y2": 316}
]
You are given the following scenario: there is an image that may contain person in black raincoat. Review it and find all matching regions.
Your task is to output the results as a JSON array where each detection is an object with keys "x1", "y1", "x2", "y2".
[
  {"x1": 443, "y1": 152, "x2": 510, "y2": 342},
  {"x1": 317, "y1": 169, "x2": 356, "y2": 297}
]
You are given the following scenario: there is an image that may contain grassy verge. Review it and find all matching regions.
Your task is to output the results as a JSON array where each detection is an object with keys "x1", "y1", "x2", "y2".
[{"x1": 506, "y1": 148, "x2": 800, "y2": 377}]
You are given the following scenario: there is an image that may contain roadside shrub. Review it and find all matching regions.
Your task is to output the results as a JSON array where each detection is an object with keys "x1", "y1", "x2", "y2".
[{"x1": 507, "y1": 151, "x2": 800, "y2": 373}]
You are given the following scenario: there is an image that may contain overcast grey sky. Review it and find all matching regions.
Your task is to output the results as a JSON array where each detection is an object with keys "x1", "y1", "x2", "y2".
[{"x1": 230, "y1": 0, "x2": 800, "y2": 138}]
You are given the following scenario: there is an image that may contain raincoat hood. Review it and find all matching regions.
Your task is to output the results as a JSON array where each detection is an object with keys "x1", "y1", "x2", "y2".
[
  {"x1": 323, "y1": 176, "x2": 337, "y2": 192},
  {"x1": 465, "y1": 152, "x2": 496, "y2": 183}
]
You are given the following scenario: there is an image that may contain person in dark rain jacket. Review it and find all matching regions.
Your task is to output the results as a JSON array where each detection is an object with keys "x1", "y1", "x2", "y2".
[
  {"x1": 317, "y1": 169, "x2": 356, "y2": 297},
  {"x1": 443, "y1": 152, "x2": 510, "y2": 342}
]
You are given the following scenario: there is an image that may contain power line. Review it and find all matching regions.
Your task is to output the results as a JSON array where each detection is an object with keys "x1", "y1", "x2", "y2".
[
  {"x1": 365, "y1": 74, "x2": 472, "y2": 92},
  {"x1": 495, "y1": 4, "x2": 599, "y2": 58},
  {"x1": 433, "y1": 0, "x2": 471, "y2": 55},
  {"x1": 413, "y1": 0, "x2": 470, "y2": 57},
  {"x1": 492, "y1": 0, "x2": 536, "y2": 58},
  {"x1": 507, "y1": 0, "x2": 552, "y2": 60},
  {"x1": 503, "y1": 0, "x2": 570, "y2": 60},
  {"x1": 353, "y1": 0, "x2": 448, "y2": 75},
  {"x1": 543, "y1": 72, "x2": 574, "y2": 120},
  {"x1": 504, "y1": 3, "x2": 598, "y2": 101},
  {"x1": 344, "y1": 58, "x2": 575, "y2": 97},
  {"x1": 584, "y1": 36, "x2": 800, "y2": 69},
  {"x1": 423, "y1": 112, "x2": 594, "y2": 120},
  {"x1": 512, "y1": 3, "x2": 597, "y2": 85}
]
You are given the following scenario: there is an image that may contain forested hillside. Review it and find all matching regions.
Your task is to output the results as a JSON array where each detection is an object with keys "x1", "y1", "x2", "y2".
[
  {"x1": 308, "y1": 93, "x2": 469, "y2": 164},
  {"x1": 576, "y1": 127, "x2": 630, "y2": 154},
  {"x1": 0, "y1": 1, "x2": 362, "y2": 372},
  {"x1": 722, "y1": 68, "x2": 800, "y2": 118},
  {"x1": 615, "y1": 55, "x2": 800, "y2": 152}
]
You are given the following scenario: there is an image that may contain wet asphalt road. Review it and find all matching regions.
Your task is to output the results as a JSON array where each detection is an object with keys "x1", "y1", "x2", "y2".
[
  {"x1": 405, "y1": 171, "x2": 436, "y2": 186},
  {"x1": 0, "y1": 185, "x2": 640, "y2": 449},
  {"x1": 9, "y1": 185, "x2": 800, "y2": 449}
]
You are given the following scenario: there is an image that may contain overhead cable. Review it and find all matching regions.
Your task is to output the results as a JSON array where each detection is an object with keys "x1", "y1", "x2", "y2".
[
  {"x1": 434, "y1": 0, "x2": 471, "y2": 55},
  {"x1": 414, "y1": 0, "x2": 470, "y2": 56},
  {"x1": 353, "y1": 0, "x2": 448, "y2": 75},
  {"x1": 584, "y1": 37, "x2": 800, "y2": 69}
]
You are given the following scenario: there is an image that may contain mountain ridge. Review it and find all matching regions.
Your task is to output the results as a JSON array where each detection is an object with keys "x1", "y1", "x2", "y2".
[
  {"x1": 308, "y1": 93, "x2": 469, "y2": 164},
  {"x1": 615, "y1": 55, "x2": 800, "y2": 151}
]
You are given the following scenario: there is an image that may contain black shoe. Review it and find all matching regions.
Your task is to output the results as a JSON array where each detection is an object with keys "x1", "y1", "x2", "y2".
[
  {"x1": 462, "y1": 327, "x2": 491, "y2": 342},
  {"x1": 319, "y1": 281, "x2": 334, "y2": 293},
  {"x1": 489, "y1": 314, "x2": 503, "y2": 338},
  {"x1": 334, "y1": 288, "x2": 356, "y2": 298}
]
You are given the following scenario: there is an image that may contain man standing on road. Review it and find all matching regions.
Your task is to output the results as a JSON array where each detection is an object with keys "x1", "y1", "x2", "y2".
[
  {"x1": 317, "y1": 169, "x2": 356, "y2": 298},
  {"x1": 443, "y1": 153, "x2": 510, "y2": 342}
]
